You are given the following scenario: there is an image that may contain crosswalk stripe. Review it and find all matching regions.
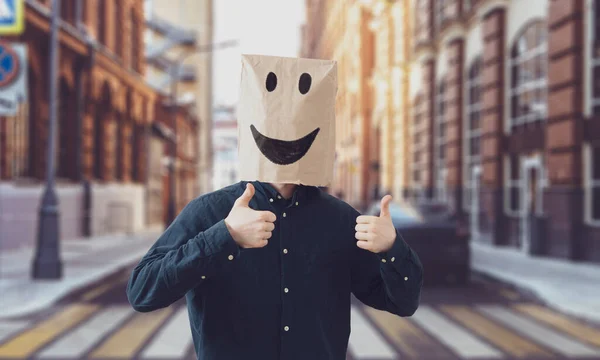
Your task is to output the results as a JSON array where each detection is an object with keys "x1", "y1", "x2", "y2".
[
  {"x1": 88, "y1": 306, "x2": 174, "y2": 358},
  {"x1": 440, "y1": 305, "x2": 554, "y2": 358},
  {"x1": 0, "y1": 304, "x2": 99, "y2": 358},
  {"x1": 364, "y1": 306, "x2": 454, "y2": 359},
  {"x1": 0, "y1": 321, "x2": 30, "y2": 343},
  {"x1": 348, "y1": 306, "x2": 396, "y2": 359},
  {"x1": 478, "y1": 305, "x2": 600, "y2": 357},
  {"x1": 411, "y1": 305, "x2": 503, "y2": 359},
  {"x1": 36, "y1": 305, "x2": 134, "y2": 358},
  {"x1": 514, "y1": 304, "x2": 600, "y2": 348},
  {"x1": 140, "y1": 306, "x2": 192, "y2": 358}
]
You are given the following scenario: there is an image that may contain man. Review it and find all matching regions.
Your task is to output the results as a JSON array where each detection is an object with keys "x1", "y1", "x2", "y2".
[{"x1": 126, "y1": 55, "x2": 423, "y2": 360}]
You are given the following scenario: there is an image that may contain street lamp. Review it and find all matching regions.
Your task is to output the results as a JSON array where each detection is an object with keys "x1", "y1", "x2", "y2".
[
  {"x1": 165, "y1": 39, "x2": 239, "y2": 226},
  {"x1": 32, "y1": 0, "x2": 63, "y2": 279}
]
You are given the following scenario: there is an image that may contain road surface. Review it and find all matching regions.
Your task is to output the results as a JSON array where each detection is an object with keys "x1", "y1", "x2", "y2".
[{"x1": 0, "y1": 269, "x2": 599, "y2": 359}]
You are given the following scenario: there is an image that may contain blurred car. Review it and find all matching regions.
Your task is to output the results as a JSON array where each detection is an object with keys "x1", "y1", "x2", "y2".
[{"x1": 366, "y1": 200, "x2": 470, "y2": 286}]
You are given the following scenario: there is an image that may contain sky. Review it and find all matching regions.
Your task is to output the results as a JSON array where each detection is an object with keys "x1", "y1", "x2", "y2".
[{"x1": 212, "y1": 0, "x2": 306, "y2": 107}]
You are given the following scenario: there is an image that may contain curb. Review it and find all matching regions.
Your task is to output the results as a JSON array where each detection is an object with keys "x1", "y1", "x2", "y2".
[
  {"x1": 472, "y1": 265, "x2": 600, "y2": 326},
  {"x1": 0, "y1": 247, "x2": 150, "y2": 320}
]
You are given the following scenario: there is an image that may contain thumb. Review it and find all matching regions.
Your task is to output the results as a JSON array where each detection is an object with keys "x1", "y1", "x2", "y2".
[
  {"x1": 234, "y1": 183, "x2": 255, "y2": 207},
  {"x1": 379, "y1": 195, "x2": 392, "y2": 218}
]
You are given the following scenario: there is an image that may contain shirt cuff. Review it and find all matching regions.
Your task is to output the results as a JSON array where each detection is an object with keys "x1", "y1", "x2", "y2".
[
  {"x1": 201, "y1": 219, "x2": 241, "y2": 259},
  {"x1": 376, "y1": 229, "x2": 410, "y2": 265}
]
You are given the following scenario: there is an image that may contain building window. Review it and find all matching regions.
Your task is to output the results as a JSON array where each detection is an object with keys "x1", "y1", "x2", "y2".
[
  {"x1": 435, "y1": 78, "x2": 449, "y2": 202},
  {"x1": 509, "y1": 21, "x2": 548, "y2": 129},
  {"x1": 505, "y1": 154, "x2": 522, "y2": 216},
  {"x1": 416, "y1": 0, "x2": 432, "y2": 44},
  {"x1": 130, "y1": 10, "x2": 140, "y2": 72},
  {"x1": 115, "y1": 4, "x2": 124, "y2": 58},
  {"x1": 411, "y1": 94, "x2": 427, "y2": 201},
  {"x1": 463, "y1": 57, "x2": 483, "y2": 212},
  {"x1": 97, "y1": 0, "x2": 107, "y2": 45},
  {"x1": 589, "y1": 0, "x2": 600, "y2": 116},
  {"x1": 435, "y1": 0, "x2": 452, "y2": 31},
  {"x1": 584, "y1": 143, "x2": 600, "y2": 225},
  {"x1": 463, "y1": 0, "x2": 472, "y2": 13}
]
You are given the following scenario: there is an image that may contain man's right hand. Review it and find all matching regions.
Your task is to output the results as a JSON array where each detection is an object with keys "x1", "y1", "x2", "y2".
[{"x1": 224, "y1": 183, "x2": 276, "y2": 248}]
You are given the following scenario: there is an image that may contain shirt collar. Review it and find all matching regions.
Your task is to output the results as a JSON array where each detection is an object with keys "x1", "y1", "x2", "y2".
[{"x1": 242, "y1": 180, "x2": 312, "y2": 206}]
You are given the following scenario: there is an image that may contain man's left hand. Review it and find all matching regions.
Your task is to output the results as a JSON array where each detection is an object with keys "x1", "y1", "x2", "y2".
[{"x1": 355, "y1": 195, "x2": 397, "y2": 253}]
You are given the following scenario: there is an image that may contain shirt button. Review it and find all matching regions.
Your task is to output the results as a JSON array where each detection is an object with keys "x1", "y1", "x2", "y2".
[
  {"x1": 201, "y1": 275, "x2": 206, "y2": 279},
  {"x1": 277, "y1": 195, "x2": 282, "y2": 199},
  {"x1": 381, "y1": 258, "x2": 387, "y2": 263},
  {"x1": 228, "y1": 255, "x2": 234, "y2": 261},
  {"x1": 269, "y1": 198, "x2": 274, "y2": 202},
  {"x1": 391, "y1": 257, "x2": 395, "y2": 262},
  {"x1": 404, "y1": 276, "x2": 408, "y2": 281},
  {"x1": 283, "y1": 249, "x2": 288, "y2": 254},
  {"x1": 283, "y1": 212, "x2": 287, "y2": 217},
  {"x1": 284, "y1": 326, "x2": 289, "y2": 331},
  {"x1": 284, "y1": 287, "x2": 289, "y2": 293},
  {"x1": 295, "y1": 201, "x2": 299, "y2": 206}
]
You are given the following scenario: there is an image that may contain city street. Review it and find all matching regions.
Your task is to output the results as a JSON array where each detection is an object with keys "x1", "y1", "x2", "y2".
[{"x1": 1, "y1": 269, "x2": 599, "y2": 359}]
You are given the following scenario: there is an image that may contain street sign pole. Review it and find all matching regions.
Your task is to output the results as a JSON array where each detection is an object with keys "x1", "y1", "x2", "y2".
[{"x1": 32, "y1": 0, "x2": 63, "y2": 279}]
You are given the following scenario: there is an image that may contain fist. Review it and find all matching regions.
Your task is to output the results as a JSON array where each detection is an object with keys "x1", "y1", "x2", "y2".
[
  {"x1": 355, "y1": 195, "x2": 397, "y2": 253},
  {"x1": 225, "y1": 183, "x2": 277, "y2": 248}
]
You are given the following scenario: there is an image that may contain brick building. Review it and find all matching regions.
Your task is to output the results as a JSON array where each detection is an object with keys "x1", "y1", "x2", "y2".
[
  {"x1": 407, "y1": 0, "x2": 600, "y2": 263},
  {"x1": 303, "y1": 0, "x2": 600, "y2": 264},
  {"x1": 0, "y1": 0, "x2": 198, "y2": 251},
  {"x1": 302, "y1": 0, "x2": 413, "y2": 210}
]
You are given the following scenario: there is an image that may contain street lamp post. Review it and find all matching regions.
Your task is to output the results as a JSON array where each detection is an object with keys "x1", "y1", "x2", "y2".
[
  {"x1": 165, "y1": 40, "x2": 238, "y2": 226},
  {"x1": 32, "y1": 0, "x2": 63, "y2": 279}
]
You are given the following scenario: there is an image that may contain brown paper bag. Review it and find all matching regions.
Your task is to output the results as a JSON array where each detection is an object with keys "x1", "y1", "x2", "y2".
[{"x1": 237, "y1": 54, "x2": 338, "y2": 186}]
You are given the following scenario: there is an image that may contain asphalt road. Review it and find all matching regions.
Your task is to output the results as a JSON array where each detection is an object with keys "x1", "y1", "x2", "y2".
[{"x1": 0, "y1": 269, "x2": 599, "y2": 359}]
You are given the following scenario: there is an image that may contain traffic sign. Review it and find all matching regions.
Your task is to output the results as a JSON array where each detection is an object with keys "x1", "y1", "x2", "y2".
[
  {"x1": 0, "y1": 0, "x2": 24, "y2": 35},
  {"x1": 0, "y1": 40, "x2": 20, "y2": 88},
  {"x1": 0, "y1": 41, "x2": 27, "y2": 116}
]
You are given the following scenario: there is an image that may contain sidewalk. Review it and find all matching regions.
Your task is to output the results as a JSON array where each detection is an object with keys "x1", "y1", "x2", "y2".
[
  {"x1": 0, "y1": 227, "x2": 163, "y2": 319},
  {"x1": 471, "y1": 241, "x2": 600, "y2": 323}
]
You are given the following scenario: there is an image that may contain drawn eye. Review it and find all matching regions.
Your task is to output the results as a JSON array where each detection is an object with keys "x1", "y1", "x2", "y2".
[
  {"x1": 266, "y1": 72, "x2": 277, "y2": 92},
  {"x1": 298, "y1": 73, "x2": 312, "y2": 95}
]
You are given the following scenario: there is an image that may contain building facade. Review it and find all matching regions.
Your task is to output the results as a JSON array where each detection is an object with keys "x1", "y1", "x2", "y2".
[
  {"x1": 144, "y1": 0, "x2": 214, "y2": 195},
  {"x1": 408, "y1": 0, "x2": 600, "y2": 263},
  {"x1": 302, "y1": 0, "x2": 376, "y2": 210},
  {"x1": 303, "y1": 0, "x2": 600, "y2": 263},
  {"x1": 0, "y1": 0, "x2": 196, "y2": 251},
  {"x1": 212, "y1": 106, "x2": 238, "y2": 189}
]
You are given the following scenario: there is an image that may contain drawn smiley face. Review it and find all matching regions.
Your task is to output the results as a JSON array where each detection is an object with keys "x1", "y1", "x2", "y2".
[
  {"x1": 237, "y1": 54, "x2": 337, "y2": 186},
  {"x1": 250, "y1": 71, "x2": 319, "y2": 165}
]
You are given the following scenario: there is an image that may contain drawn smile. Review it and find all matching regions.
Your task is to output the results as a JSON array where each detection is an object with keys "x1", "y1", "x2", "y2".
[{"x1": 250, "y1": 125, "x2": 320, "y2": 165}]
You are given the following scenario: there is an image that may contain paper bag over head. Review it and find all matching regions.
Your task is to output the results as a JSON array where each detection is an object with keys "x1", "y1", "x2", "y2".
[{"x1": 237, "y1": 54, "x2": 338, "y2": 187}]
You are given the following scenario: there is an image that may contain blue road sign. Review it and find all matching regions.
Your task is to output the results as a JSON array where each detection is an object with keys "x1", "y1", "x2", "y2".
[{"x1": 0, "y1": 41, "x2": 20, "y2": 88}]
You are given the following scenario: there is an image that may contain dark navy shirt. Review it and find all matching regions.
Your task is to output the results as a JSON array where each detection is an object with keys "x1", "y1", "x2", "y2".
[{"x1": 126, "y1": 180, "x2": 423, "y2": 360}]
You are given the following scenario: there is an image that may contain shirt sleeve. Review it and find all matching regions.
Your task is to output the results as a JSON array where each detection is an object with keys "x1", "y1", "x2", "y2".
[
  {"x1": 350, "y1": 213, "x2": 424, "y2": 317},
  {"x1": 126, "y1": 196, "x2": 240, "y2": 313}
]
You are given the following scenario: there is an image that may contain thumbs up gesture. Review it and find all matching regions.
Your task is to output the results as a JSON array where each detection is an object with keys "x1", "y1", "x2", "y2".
[
  {"x1": 224, "y1": 183, "x2": 277, "y2": 248},
  {"x1": 355, "y1": 195, "x2": 397, "y2": 253}
]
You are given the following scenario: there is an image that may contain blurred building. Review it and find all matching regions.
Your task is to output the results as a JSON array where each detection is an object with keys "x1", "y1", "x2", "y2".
[
  {"x1": 406, "y1": 0, "x2": 600, "y2": 263},
  {"x1": 151, "y1": 96, "x2": 199, "y2": 224},
  {"x1": 301, "y1": 0, "x2": 411, "y2": 210},
  {"x1": 0, "y1": 0, "x2": 197, "y2": 251},
  {"x1": 212, "y1": 105, "x2": 238, "y2": 189},
  {"x1": 143, "y1": 0, "x2": 214, "y2": 195},
  {"x1": 304, "y1": 0, "x2": 600, "y2": 263}
]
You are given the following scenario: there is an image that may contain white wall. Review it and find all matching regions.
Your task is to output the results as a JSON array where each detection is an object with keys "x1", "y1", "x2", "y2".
[
  {"x1": 0, "y1": 182, "x2": 147, "y2": 252},
  {"x1": 0, "y1": 183, "x2": 83, "y2": 251},
  {"x1": 90, "y1": 183, "x2": 146, "y2": 236}
]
